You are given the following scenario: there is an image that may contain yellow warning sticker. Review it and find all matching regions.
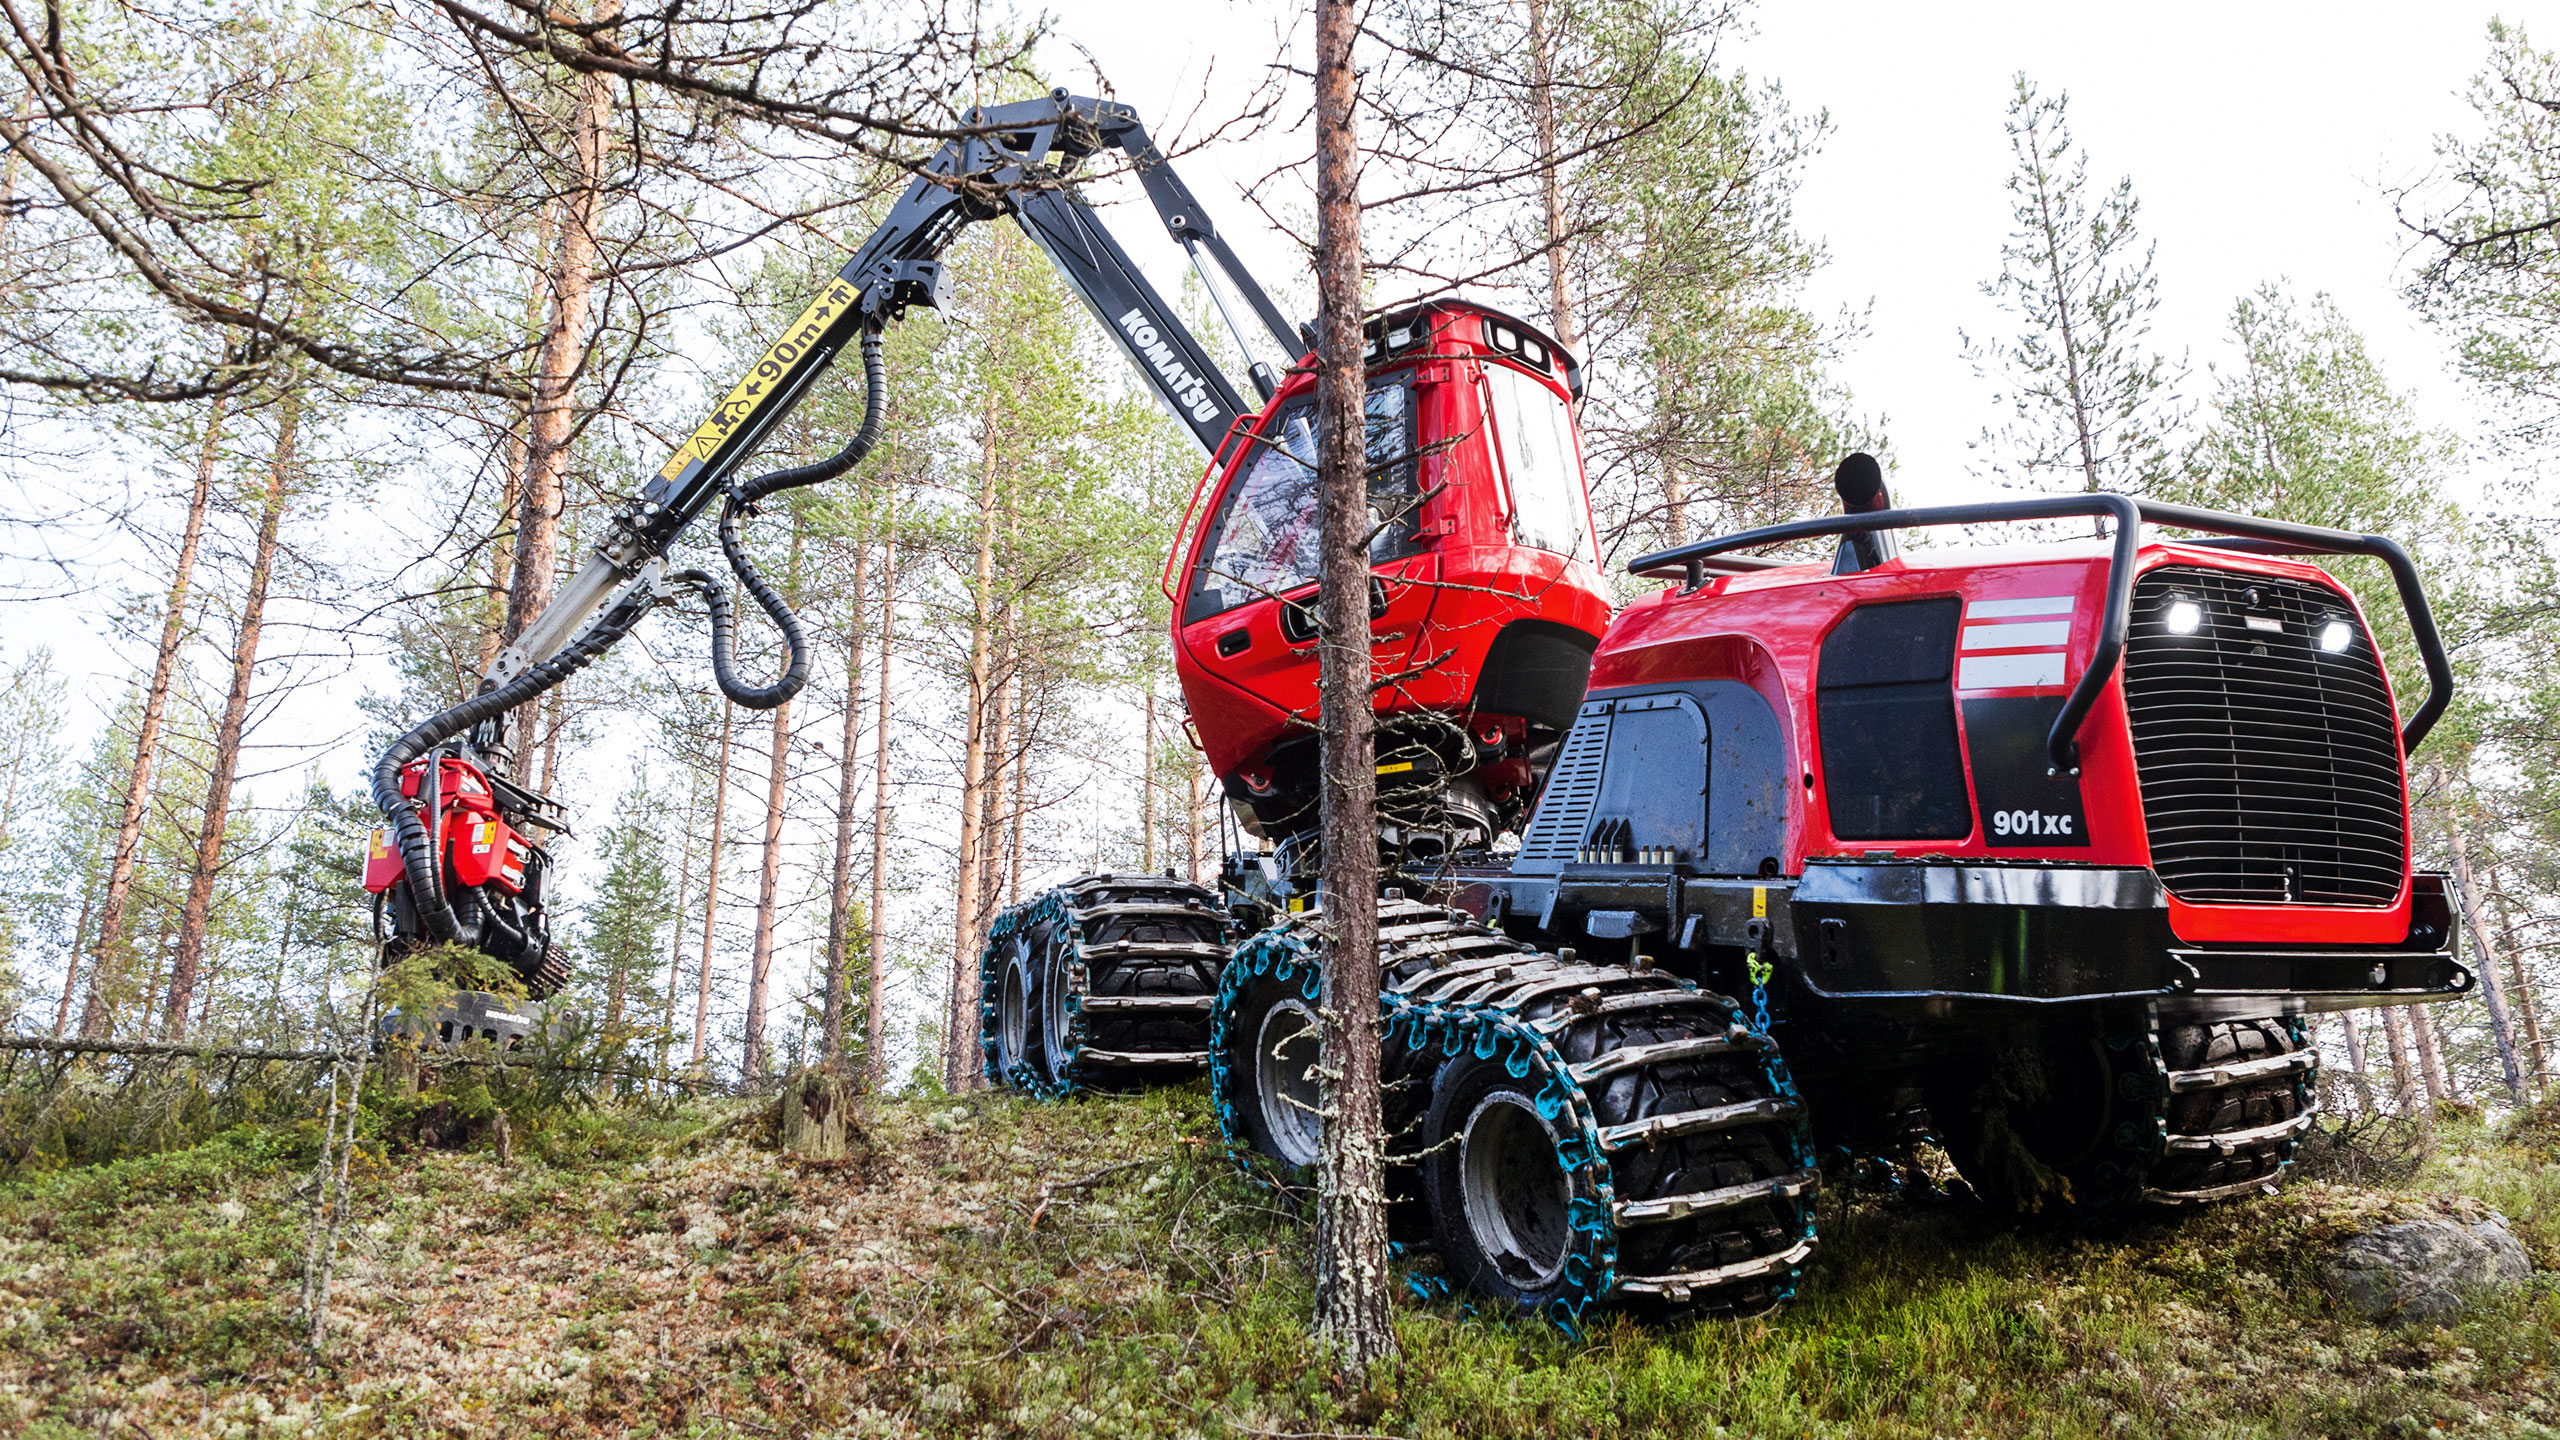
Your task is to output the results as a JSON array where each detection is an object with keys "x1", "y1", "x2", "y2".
[
  {"x1": 1752, "y1": 886, "x2": 1766, "y2": 919},
  {"x1": 1376, "y1": 761, "x2": 1415, "y2": 775},
  {"x1": 655, "y1": 276, "x2": 861, "y2": 485},
  {"x1": 367, "y1": 828, "x2": 390, "y2": 860}
]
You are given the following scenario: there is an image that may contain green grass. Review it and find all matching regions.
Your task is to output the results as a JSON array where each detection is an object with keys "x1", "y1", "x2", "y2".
[{"x1": 0, "y1": 1088, "x2": 2553, "y2": 1438}]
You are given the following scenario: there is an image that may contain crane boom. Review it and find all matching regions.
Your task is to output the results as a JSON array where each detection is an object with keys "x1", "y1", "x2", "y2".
[{"x1": 493, "y1": 90, "x2": 1299, "y2": 691}]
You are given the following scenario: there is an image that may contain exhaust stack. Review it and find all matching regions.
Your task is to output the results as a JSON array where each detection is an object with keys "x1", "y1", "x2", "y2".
[{"x1": 1832, "y1": 452, "x2": 1900, "y2": 573}]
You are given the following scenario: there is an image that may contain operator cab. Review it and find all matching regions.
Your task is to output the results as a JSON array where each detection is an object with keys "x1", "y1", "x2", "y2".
[{"x1": 1168, "y1": 300, "x2": 1614, "y2": 857}]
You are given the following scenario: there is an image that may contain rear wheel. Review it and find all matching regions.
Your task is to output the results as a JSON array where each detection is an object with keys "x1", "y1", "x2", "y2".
[
  {"x1": 1424, "y1": 1061, "x2": 1591, "y2": 1307},
  {"x1": 1214, "y1": 898, "x2": 1818, "y2": 1318},
  {"x1": 1222, "y1": 969, "x2": 1328, "y2": 1175},
  {"x1": 980, "y1": 875, "x2": 1230, "y2": 1097}
]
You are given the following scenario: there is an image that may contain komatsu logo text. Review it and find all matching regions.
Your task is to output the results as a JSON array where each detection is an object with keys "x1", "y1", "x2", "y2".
[{"x1": 1118, "y1": 309, "x2": 1222, "y2": 424}]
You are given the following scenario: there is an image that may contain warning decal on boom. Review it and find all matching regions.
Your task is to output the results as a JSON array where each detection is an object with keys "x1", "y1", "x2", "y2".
[{"x1": 654, "y1": 274, "x2": 862, "y2": 488}]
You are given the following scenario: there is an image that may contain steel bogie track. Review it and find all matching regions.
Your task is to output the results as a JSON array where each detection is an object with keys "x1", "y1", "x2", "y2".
[
  {"x1": 980, "y1": 873, "x2": 1232, "y2": 1097},
  {"x1": 2141, "y1": 1016, "x2": 2318, "y2": 1205},
  {"x1": 1208, "y1": 897, "x2": 1820, "y2": 1321}
]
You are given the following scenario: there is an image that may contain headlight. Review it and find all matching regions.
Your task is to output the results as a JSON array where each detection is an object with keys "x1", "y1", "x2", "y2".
[
  {"x1": 2165, "y1": 598, "x2": 2203, "y2": 635},
  {"x1": 2319, "y1": 618, "x2": 2354, "y2": 653}
]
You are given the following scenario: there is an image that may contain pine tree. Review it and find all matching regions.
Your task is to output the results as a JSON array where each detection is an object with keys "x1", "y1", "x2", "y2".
[
  {"x1": 582, "y1": 773, "x2": 674, "y2": 1039},
  {"x1": 1966, "y1": 75, "x2": 2184, "y2": 496},
  {"x1": 2403, "y1": 21, "x2": 2560, "y2": 447}
]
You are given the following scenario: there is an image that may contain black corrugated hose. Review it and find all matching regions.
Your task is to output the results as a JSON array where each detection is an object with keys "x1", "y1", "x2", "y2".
[{"x1": 371, "y1": 328, "x2": 887, "y2": 945}]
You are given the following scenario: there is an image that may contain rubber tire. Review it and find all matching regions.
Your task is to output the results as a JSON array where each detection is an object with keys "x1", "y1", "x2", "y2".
[
  {"x1": 985, "y1": 930, "x2": 1043, "y2": 1089},
  {"x1": 2149, "y1": 1018, "x2": 2307, "y2": 1197},
  {"x1": 1078, "y1": 908, "x2": 1220, "y2": 1070},
  {"x1": 1566, "y1": 1011, "x2": 1801, "y2": 1315},
  {"x1": 1221, "y1": 967, "x2": 1326, "y2": 1182}
]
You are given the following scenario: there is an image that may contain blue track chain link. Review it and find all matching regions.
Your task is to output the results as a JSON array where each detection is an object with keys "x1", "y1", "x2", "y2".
[{"x1": 1208, "y1": 897, "x2": 1819, "y2": 1324}]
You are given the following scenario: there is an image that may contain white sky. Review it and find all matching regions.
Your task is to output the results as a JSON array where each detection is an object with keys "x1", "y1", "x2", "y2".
[{"x1": 1039, "y1": 0, "x2": 2556, "y2": 504}]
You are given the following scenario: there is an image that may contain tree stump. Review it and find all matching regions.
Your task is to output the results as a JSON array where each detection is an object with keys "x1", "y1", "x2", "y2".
[{"x1": 779, "y1": 1068, "x2": 853, "y2": 1159}]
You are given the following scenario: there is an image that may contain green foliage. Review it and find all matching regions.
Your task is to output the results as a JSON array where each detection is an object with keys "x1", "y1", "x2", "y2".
[
  {"x1": 379, "y1": 942, "x2": 527, "y2": 1020},
  {"x1": 578, "y1": 768, "x2": 674, "y2": 1034},
  {"x1": 2405, "y1": 20, "x2": 2560, "y2": 445},
  {"x1": 0, "y1": 1056, "x2": 340, "y2": 1178},
  {"x1": 2163, "y1": 284, "x2": 2471, "y2": 725},
  {"x1": 1575, "y1": 19, "x2": 1865, "y2": 560},
  {"x1": 0, "y1": 648, "x2": 70, "y2": 1015}
]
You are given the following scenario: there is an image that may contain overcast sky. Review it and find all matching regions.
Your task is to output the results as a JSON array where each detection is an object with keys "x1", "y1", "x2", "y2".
[{"x1": 1039, "y1": 0, "x2": 2553, "y2": 506}]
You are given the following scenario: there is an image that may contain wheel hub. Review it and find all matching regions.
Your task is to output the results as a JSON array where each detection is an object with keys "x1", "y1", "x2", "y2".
[
  {"x1": 998, "y1": 952, "x2": 1032, "y2": 1070},
  {"x1": 1459, "y1": 1091, "x2": 1572, "y2": 1289},
  {"x1": 1254, "y1": 998, "x2": 1325, "y2": 1168}
]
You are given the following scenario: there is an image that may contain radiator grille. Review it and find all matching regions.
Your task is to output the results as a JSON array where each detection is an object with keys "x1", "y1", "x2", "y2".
[
  {"x1": 1513, "y1": 700, "x2": 1612, "y2": 872},
  {"x1": 2122, "y1": 566, "x2": 2405, "y2": 905}
]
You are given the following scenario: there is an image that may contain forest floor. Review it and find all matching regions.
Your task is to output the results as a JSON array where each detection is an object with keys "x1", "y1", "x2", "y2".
[{"x1": 1, "y1": 1084, "x2": 2556, "y2": 1440}]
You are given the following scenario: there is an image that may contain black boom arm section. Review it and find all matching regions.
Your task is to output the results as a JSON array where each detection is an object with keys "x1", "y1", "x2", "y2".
[
  {"x1": 635, "y1": 89, "x2": 1297, "y2": 552},
  {"x1": 485, "y1": 89, "x2": 1299, "y2": 698}
]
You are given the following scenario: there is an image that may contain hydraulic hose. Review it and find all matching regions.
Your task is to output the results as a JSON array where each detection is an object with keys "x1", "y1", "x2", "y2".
[
  {"x1": 370, "y1": 327, "x2": 889, "y2": 946},
  {"x1": 705, "y1": 328, "x2": 887, "y2": 710}
]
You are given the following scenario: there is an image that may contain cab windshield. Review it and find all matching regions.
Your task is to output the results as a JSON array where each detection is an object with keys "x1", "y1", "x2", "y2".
[{"x1": 1185, "y1": 377, "x2": 1419, "y2": 623}]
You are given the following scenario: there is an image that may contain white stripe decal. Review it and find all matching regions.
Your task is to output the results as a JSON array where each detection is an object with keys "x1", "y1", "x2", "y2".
[
  {"x1": 1962, "y1": 619, "x2": 2071, "y2": 650},
  {"x1": 1969, "y1": 595, "x2": 2075, "y2": 618},
  {"x1": 1959, "y1": 652, "x2": 2065, "y2": 690}
]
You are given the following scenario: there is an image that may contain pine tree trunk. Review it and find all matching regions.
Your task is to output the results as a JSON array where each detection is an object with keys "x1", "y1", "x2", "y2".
[
  {"x1": 821, "y1": 539, "x2": 871, "y2": 1070},
  {"x1": 535, "y1": 683, "x2": 567, "y2": 796},
  {"x1": 2414, "y1": 1004, "x2": 2453, "y2": 1104},
  {"x1": 946, "y1": 393, "x2": 1004, "y2": 1093},
  {"x1": 1141, "y1": 686, "x2": 1157, "y2": 872},
  {"x1": 2338, "y1": 1008, "x2": 2376, "y2": 1113},
  {"x1": 2485, "y1": 867, "x2": 2548, "y2": 1092},
  {"x1": 1311, "y1": 0, "x2": 1394, "y2": 1370},
  {"x1": 2381, "y1": 1005, "x2": 2423, "y2": 1116},
  {"x1": 80, "y1": 394, "x2": 227, "y2": 1040},
  {"x1": 52, "y1": 889, "x2": 92, "y2": 1037},
  {"x1": 743, "y1": 693, "x2": 791, "y2": 1083},
  {"x1": 164, "y1": 387, "x2": 301, "y2": 1040},
  {"x1": 743, "y1": 518, "x2": 805, "y2": 1084},
  {"x1": 480, "y1": 419, "x2": 527, "y2": 678},
  {"x1": 1526, "y1": 0, "x2": 1575, "y2": 357},
  {"x1": 980, "y1": 629, "x2": 1016, "y2": 914},
  {"x1": 503, "y1": 21, "x2": 615, "y2": 747},
  {"x1": 663, "y1": 772, "x2": 699, "y2": 1079},
  {"x1": 691, "y1": 704, "x2": 734, "y2": 1073},
  {"x1": 1007, "y1": 726, "x2": 1028, "y2": 907},
  {"x1": 1186, "y1": 760, "x2": 1206, "y2": 883},
  {"x1": 2448, "y1": 809, "x2": 2526, "y2": 1103},
  {"x1": 865, "y1": 509, "x2": 899, "y2": 1095}
]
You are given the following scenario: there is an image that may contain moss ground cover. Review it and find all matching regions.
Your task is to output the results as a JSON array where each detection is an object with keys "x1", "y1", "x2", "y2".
[{"x1": 0, "y1": 1086, "x2": 2552, "y2": 1438}]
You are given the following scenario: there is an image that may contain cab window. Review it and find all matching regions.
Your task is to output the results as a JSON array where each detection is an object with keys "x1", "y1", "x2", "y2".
[
  {"x1": 1485, "y1": 363, "x2": 1591, "y2": 562},
  {"x1": 1186, "y1": 378, "x2": 1418, "y2": 623}
]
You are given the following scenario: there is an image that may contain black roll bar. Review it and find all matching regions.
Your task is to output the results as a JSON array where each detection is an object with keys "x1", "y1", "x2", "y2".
[{"x1": 1626, "y1": 495, "x2": 2455, "y2": 773}]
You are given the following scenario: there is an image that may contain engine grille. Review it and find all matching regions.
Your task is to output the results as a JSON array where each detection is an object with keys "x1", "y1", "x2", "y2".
[{"x1": 2122, "y1": 566, "x2": 2406, "y2": 905}]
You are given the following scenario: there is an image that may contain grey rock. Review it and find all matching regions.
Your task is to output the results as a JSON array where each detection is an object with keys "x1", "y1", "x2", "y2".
[{"x1": 2321, "y1": 1213, "x2": 2533, "y2": 1323}]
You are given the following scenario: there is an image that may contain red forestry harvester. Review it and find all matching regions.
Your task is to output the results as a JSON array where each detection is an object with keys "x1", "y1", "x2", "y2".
[{"x1": 368, "y1": 91, "x2": 2467, "y2": 1320}]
